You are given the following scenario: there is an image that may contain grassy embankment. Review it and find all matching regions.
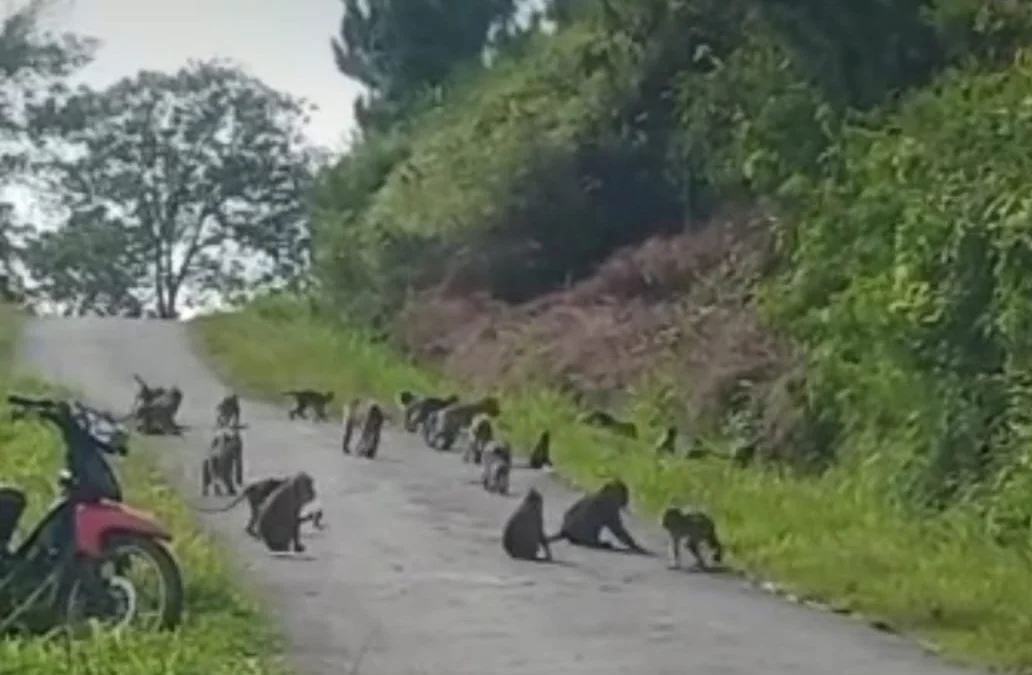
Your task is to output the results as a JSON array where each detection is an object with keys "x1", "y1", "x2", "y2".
[
  {"x1": 193, "y1": 304, "x2": 1032, "y2": 672},
  {"x1": 0, "y1": 305, "x2": 288, "y2": 674}
]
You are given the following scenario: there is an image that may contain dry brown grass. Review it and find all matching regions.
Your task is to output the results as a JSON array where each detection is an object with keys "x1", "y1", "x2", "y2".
[{"x1": 396, "y1": 207, "x2": 791, "y2": 430}]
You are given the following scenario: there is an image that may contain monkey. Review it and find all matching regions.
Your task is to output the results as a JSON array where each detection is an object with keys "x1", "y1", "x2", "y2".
[
  {"x1": 402, "y1": 393, "x2": 459, "y2": 433},
  {"x1": 654, "y1": 426, "x2": 677, "y2": 456},
  {"x1": 481, "y1": 441, "x2": 512, "y2": 495},
  {"x1": 215, "y1": 393, "x2": 241, "y2": 427},
  {"x1": 578, "y1": 410, "x2": 638, "y2": 439},
  {"x1": 136, "y1": 385, "x2": 183, "y2": 435},
  {"x1": 354, "y1": 402, "x2": 385, "y2": 459},
  {"x1": 463, "y1": 413, "x2": 494, "y2": 464},
  {"x1": 528, "y1": 430, "x2": 552, "y2": 469},
  {"x1": 661, "y1": 506, "x2": 724, "y2": 570},
  {"x1": 425, "y1": 396, "x2": 501, "y2": 451},
  {"x1": 283, "y1": 389, "x2": 334, "y2": 421},
  {"x1": 547, "y1": 479, "x2": 650, "y2": 554},
  {"x1": 195, "y1": 476, "x2": 324, "y2": 537},
  {"x1": 254, "y1": 471, "x2": 318, "y2": 553},
  {"x1": 341, "y1": 398, "x2": 361, "y2": 454},
  {"x1": 502, "y1": 487, "x2": 552, "y2": 562},
  {"x1": 201, "y1": 426, "x2": 244, "y2": 497},
  {"x1": 131, "y1": 374, "x2": 163, "y2": 412},
  {"x1": 396, "y1": 390, "x2": 416, "y2": 423}
]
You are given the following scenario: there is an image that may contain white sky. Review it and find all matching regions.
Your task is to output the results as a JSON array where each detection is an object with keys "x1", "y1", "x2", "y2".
[{"x1": 41, "y1": 0, "x2": 364, "y2": 151}]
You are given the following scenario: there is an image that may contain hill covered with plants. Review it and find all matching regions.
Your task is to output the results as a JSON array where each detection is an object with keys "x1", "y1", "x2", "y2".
[{"x1": 194, "y1": 0, "x2": 1032, "y2": 667}]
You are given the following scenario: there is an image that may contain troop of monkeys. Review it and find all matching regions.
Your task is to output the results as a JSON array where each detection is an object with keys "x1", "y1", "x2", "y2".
[
  {"x1": 395, "y1": 389, "x2": 726, "y2": 571},
  {"x1": 192, "y1": 391, "x2": 326, "y2": 554},
  {"x1": 160, "y1": 384, "x2": 725, "y2": 570}
]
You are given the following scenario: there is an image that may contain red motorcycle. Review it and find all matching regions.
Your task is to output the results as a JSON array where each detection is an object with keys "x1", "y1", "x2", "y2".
[{"x1": 0, "y1": 394, "x2": 184, "y2": 635}]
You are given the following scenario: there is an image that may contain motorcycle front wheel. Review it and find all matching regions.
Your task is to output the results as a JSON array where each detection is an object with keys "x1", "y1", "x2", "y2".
[{"x1": 64, "y1": 533, "x2": 184, "y2": 634}]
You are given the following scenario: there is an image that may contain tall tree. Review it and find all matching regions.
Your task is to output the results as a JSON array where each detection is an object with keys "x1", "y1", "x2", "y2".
[
  {"x1": 330, "y1": 0, "x2": 518, "y2": 131},
  {"x1": 0, "y1": 0, "x2": 97, "y2": 300},
  {"x1": 23, "y1": 59, "x2": 319, "y2": 318}
]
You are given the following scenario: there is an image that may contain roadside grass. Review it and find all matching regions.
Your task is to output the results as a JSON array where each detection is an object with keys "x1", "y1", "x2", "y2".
[
  {"x1": 193, "y1": 304, "x2": 1032, "y2": 672},
  {"x1": 0, "y1": 305, "x2": 288, "y2": 674}
]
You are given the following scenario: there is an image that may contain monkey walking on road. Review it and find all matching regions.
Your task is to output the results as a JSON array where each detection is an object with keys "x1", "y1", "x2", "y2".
[
  {"x1": 547, "y1": 479, "x2": 650, "y2": 555},
  {"x1": 283, "y1": 389, "x2": 334, "y2": 421},
  {"x1": 194, "y1": 475, "x2": 325, "y2": 538},
  {"x1": 661, "y1": 506, "x2": 723, "y2": 570}
]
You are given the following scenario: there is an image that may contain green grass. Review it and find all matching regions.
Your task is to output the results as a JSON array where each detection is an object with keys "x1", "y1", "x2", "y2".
[
  {"x1": 0, "y1": 305, "x2": 289, "y2": 675},
  {"x1": 192, "y1": 304, "x2": 1032, "y2": 672}
]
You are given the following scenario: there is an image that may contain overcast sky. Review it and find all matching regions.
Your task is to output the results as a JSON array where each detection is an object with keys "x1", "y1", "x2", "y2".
[{"x1": 42, "y1": 0, "x2": 364, "y2": 150}]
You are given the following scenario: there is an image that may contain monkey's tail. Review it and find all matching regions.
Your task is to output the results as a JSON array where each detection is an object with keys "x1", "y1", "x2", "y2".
[{"x1": 194, "y1": 490, "x2": 251, "y2": 514}]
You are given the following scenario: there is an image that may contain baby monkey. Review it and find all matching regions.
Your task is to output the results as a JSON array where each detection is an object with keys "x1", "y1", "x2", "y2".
[{"x1": 660, "y1": 506, "x2": 723, "y2": 571}]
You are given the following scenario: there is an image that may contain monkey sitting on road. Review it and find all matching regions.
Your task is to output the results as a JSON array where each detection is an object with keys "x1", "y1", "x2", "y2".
[
  {"x1": 463, "y1": 414, "x2": 494, "y2": 464},
  {"x1": 135, "y1": 385, "x2": 184, "y2": 436},
  {"x1": 341, "y1": 398, "x2": 361, "y2": 454},
  {"x1": 215, "y1": 393, "x2": 241, "y2": 427},
  {"x1": 425, "y1": 396, "x2": 501, "y2": 451},
  {"x1": 254, "y1": 471, "x2": 319, "y2": 553},
  {"x1": 201, "y1": 426, "x2": 244, "y2": 496},
  {"x1": 654, "y1": 426, "x2": 677, "y2": 456},
  {"x1": 401, "y1": 392, "x2": 459, "y2": 433},
  {"x1": 481, "y1": 441, "x2": 512, "y2": 495},
  {"x1": 661, "y1": 506, "x2": 723, "y2": 570},
  {"x1": 502, "y1": 488, "x2": 552, "y2": 562},
  {"x1": 283, "y1": 389, "x2": 334, "y2": 421},
  {"x1": 528, "y1": 430, "x2": 552, "y2": 469},
  {"x1": 547, "y1": 479, "x2": 650, "y2": 554},
  {"x1": 353, "y1": 402, "x2": 385, "y2": 459},
  {"x1": 195, "y1": 476, "x2": 324, "y2": 537}
]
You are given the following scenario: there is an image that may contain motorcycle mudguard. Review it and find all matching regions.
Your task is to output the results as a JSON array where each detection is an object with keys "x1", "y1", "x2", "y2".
[{"x1": 75, "y1": 500, "x2": 172, "y2": 557}]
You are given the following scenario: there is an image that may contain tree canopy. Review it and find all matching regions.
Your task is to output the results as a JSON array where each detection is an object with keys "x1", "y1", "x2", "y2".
[
  {"x1": 330, "y1": 0, "x2": 518, "y2": 131},
  {"x1": 0, "y1": 0, "x2": 97, "y2": 301},
  {"x1": 21, "y1": 60, "x2": 319, "y2": 317}
]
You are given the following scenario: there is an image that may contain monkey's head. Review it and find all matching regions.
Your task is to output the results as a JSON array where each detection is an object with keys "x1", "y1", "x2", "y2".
[
  {"x1": 660, "y1": 507, "x2": 682, "y2": 531},
  {"x1": 537, "y1": 430, "x2": 550, "y2": 447},
  {"x1": 601, "y1": 480, "x2": 629, "y2": 509},
  {"x1": 442, "y1": 394, "x2": 459, "y2": 406},
  {"x1": 525, "y1": 487, "x2": 543, "y2": 507},
  {"x1": 324, "y1": 392, "x2": 335, "y2": 402},
  {"x1": 292, "y1": 472, "x2": 317, "y2": 505},
  {"x1": 398, "y1": 390, "x2": 415, "y2": 406},
  {"x1": 169, "y1": 387, "x2": 183, "y2": 404}
]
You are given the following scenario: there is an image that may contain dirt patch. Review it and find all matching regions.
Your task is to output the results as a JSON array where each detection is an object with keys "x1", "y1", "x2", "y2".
[{"x1": 396, "y1": 207, "x2": 795, "y2": 435}]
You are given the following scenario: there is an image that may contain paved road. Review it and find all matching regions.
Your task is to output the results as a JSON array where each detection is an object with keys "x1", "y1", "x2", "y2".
[{"x1": 18, "y1": 317, "x2": 982, "y2": 675}]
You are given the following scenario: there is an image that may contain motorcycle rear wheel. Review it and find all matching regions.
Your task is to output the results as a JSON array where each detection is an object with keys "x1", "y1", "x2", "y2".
[{"x1": 64, "y1": 533, "x2": 184, "y2": 633}]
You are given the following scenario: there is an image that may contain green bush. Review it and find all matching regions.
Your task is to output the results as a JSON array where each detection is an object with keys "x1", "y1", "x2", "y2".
[{"x1": 765, "y1": 51, "x2": 1032, "y2": 530}]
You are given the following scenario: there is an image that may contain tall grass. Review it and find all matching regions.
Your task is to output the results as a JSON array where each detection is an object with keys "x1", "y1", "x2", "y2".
[
  {"x1": 0, "y1": 305, "x2": 289, "y2": 674},
  {"x1": 193, "y1": 303, "x2": 1032, "y2": 671}
]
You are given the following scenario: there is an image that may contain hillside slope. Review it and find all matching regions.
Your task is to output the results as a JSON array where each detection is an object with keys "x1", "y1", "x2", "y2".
[{"x1": 197, "y1": 2, "x2": 1032, "y2": 670}]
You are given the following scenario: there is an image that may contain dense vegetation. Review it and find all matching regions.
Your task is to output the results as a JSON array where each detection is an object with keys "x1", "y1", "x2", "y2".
[
  {"x1": 192, "y1": 0, "x2": 1032, "y2": 667},
  {"x1": 306, "y1": 0, "x2": 1032, "y2": 534},
  {"x1": 7, "y1": 0, "x2": 1032, "y2": 667}
]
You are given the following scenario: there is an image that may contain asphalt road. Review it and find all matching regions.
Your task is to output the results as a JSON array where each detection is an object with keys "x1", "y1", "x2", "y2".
[{"x1": 17, "y1": 316, "x2": 984, "y2": 675}]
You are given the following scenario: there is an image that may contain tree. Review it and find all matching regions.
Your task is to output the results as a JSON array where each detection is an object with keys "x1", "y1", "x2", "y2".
[
  {"x1": 0, "y1": 0, "x2": 97, "y2": 300},
  {"x1": 24, "y1": 59, "x2": 320, "y2": 318},
  {"x1": 330, "y1": 0, "x2": 518, "y2": 131}
]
